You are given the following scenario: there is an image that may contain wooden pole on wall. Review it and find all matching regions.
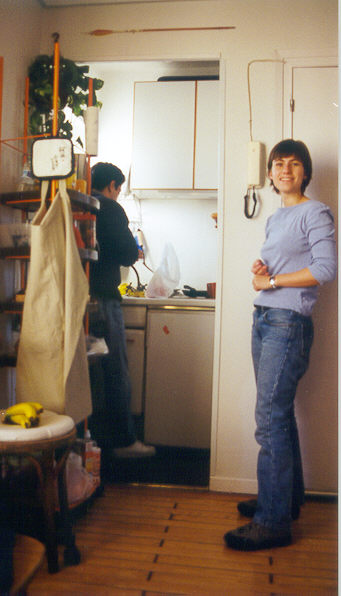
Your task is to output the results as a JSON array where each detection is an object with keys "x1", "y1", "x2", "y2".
[
  {"x1": 52, "y1": 35, "x2": 60, "y2": 137},
  {"x1": 84, "y1": 78, "x2": 93, "y2": 340},
  {"x1": 86, "y1": 77, "x2": 93, "y2": 194},
  {"x1": 84, "y1": 79, "x2": 91, "y2": 425},
  {"x1": 88, "y1": 77, "x2": 93, "y2": 107},
  {"x1": 0, "y1": 57, "x2": 3, "y2": 176},
  {"x1": 23, "y1": 77, "x2": 29, "y2": 166},
  {"x1": 20, "y1": 76, "x2": 31, "y2": 289},
  {"x1": 51, "y1": 33, "x2": 60, "y2": 199}
]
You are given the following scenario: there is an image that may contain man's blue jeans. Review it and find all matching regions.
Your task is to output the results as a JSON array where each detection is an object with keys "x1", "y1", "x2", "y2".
[
  {"x1": 89, "y1": 298, "x2": 136, "y2": 449},
  {"x1": 252, "y1": 306, "x2": 314, "y2": 531}
]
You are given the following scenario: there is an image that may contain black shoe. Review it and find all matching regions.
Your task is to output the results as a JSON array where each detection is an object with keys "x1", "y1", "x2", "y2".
[
  {"x1": 224, "y1": 522, "x2": 292, "y2": 551},
  {"x1": 237, "y1": 498, "x2": 300, "y2": 520}
]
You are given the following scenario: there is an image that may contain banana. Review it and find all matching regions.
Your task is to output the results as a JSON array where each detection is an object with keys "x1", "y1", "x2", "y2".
[
  {"x1": 27, "y1": 402, "x2": 44, "y2": 415},
  {"x1": 4, "y1": 402, "x2": 43, "y2": 428},
  {"x1": 6, "y1": 402, "x2": 39, "y2": 423},
  {"x1": 5, "y1": 413, "x2": 31, "y2": 428}
]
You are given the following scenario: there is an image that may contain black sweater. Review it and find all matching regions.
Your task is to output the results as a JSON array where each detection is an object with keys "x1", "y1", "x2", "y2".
[{"x1": 90, "y1": 190, "x2": 138, "y2": 301}]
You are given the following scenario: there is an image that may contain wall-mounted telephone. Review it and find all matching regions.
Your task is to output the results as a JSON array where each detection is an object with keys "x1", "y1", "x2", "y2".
[{"x1": 247, "y1": 141, "x2": 265, "y2": 188}]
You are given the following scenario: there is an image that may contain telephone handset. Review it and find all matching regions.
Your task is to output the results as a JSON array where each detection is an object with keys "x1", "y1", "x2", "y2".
[{"x1": 244, "y1": 141, "x2": 265, "y2": 219}]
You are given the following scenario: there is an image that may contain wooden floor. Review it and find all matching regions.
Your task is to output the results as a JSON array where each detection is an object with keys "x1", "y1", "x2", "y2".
[{"x1": 28, "y1": 484, "x2": 337, "y2": 595}]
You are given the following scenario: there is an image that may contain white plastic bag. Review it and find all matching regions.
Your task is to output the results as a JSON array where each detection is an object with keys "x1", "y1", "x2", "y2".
[
  {"x1": 65, "y1": 452, "x2": 96, "y2": 505},
  {"x1": 145, "y1": 243, "x2": 180, "y2": 298}
]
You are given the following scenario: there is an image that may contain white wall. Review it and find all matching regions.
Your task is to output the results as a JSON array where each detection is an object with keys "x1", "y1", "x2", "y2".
[
  {"x1": 0, "y1": 0, "x2": 337, "y2": 493},
  {"x1": 0, "y1": 0, "x2": 42, "y2": 192},
  {"x1": 0, "y1": 0, "x2": 42, "y2": 406}
]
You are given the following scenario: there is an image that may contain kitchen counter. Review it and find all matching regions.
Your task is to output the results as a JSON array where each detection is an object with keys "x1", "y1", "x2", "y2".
[{"x1": 121, "y1": 296, "x2": 215, "y2": 308}]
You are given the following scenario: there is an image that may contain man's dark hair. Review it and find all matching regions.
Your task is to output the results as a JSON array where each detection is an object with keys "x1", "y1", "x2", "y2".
[
  {"x1": 91, "y1": 162, "x2": 125, "y2": 192},
  {"x1": 267, "y1": 139, "x2": 312, "y2": 194}
]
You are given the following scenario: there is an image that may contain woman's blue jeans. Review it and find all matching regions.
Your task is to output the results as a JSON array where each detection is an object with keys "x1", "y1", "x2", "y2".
[{"x1": 252, "y1": 306, "x2": 314, "y2": 531}]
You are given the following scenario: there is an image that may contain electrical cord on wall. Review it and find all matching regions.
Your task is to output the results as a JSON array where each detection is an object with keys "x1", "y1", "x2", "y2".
[
  {"x1": 247, "y1": 58, "x2": 285, "y2": 142},
  {"x1": 244, "y1": 58, "x2": 285, "y2": 219},
  {"x1": 142, "y1": 254, "x2": 153, "y2": 273}
]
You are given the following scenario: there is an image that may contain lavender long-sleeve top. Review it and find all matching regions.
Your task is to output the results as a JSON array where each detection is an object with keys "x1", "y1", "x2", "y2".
[{"x1": 254, "y1": 199, "x2": 337, "y2": 316}]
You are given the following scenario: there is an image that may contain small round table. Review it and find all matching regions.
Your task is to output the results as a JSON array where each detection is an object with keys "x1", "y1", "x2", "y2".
[{"x1": 0, "y1": 410, "x2": 80, "y2": 573}]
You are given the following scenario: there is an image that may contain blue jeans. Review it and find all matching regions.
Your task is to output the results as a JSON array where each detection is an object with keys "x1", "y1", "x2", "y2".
[
  {"x1": 252, "y1": 306, "x2": 314, "y2": 531},
  {"x1": 89, "y1": 298, "x2": 136, "y2": 449}
]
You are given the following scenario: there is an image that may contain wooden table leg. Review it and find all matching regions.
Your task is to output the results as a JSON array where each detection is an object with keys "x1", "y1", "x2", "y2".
[
  {"x1": 56, "y1": 452, "x2": 81, "y2": 567},
  {"x1": 0, "y1": 427, "x2": 80, "y2": 575},
  {"x1": 39, "y1": 449, "x2": 59, "y2": 573}
]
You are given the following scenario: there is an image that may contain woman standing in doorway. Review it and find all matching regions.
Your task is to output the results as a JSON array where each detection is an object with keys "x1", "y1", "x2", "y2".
[{"x1": 224, "y1": 139, "x2": 337, "y2": 551}]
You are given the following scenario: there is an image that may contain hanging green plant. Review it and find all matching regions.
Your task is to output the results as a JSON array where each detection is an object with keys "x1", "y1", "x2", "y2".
[{"x1": 28, "y1": 54, "x2": 104, "y2": 144}]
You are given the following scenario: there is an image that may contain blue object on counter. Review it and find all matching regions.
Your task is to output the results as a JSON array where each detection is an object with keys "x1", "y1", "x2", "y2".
[{"x1": 134, "y1": 235, "x2": 142, "y2": 250}]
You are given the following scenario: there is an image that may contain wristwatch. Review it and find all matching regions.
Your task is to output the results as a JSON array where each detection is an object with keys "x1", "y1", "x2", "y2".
[{"x1": 269, "y1": 276, "x2": 277, "y2": 289}]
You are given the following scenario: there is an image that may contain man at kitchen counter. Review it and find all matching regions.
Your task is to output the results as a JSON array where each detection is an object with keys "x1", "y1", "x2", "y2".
[{"x1": 89, "y1": 162, "x2": 155, "y2": 458}]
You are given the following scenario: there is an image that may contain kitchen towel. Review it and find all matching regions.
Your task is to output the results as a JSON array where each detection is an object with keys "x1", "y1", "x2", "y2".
[{"x1": 16, "y1": 179, "x2": 92, "y2": 424}]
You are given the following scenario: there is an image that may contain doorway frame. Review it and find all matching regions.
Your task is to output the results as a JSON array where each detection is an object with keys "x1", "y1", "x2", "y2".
[{"x1": 82, "y1": 53, "x2": 226, "y2": 486}]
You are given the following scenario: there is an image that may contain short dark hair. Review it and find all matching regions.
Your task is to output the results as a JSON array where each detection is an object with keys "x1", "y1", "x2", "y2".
[
  {"x1": 267, "y1": 139, "x2": 312, "y2": 194},
  {"x1": 91, "y1": 162, "x2": 125, "y2": 192}
]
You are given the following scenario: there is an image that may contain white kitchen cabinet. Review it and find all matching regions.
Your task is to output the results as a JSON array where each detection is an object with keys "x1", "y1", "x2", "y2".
[
  {"x1": 131, "y1": 81, "x2": 195, "y2": 190},
  {"x1": 144, "y1": 307, "x2": 215, "y2": 448},
  {"x1": 194, "y1": 81, "x2": 220, "y2": 189},
  {"x1": 131, "y1": 80, "x2": 219, "y2": 191}
]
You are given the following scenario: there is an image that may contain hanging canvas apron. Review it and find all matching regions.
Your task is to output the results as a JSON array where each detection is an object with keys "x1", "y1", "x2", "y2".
[{"x1": 16, "y1": 180, "x2": 92, "y2": 424}]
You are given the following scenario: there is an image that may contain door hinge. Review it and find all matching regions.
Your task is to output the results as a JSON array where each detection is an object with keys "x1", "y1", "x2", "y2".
[{"x1": 290, "y1": 98, "x2": 295, "y2": 112}]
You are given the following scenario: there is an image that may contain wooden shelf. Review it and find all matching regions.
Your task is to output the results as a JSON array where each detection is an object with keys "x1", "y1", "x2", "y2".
[
  {"x1": 0, "y1": 301, "x2": 24, "y2": 314},
  {"x1": 0, "y1": 350, "x2": 107, "y2": 368},
  {"x1": 0, "y1": 353, "x2": 17, "y2": 366},
  {"x1": 79, "y1": 247, "x2": 98, "y2": 261},
  {"x1": 0, "y1": 299, "x2": 99, "y2": 315},
  {"x1": 0, "y1": 246, "x2": 30, "y2": 259},
  {"x1": 0, "y1": 246, "x2": 98, "y2": 261},
  {"x1": 0, "y1": 189, "x2": 100, "y2": 214},
  {"x1": 68, "y1": 189, "x2": 100, "y2": 214}
]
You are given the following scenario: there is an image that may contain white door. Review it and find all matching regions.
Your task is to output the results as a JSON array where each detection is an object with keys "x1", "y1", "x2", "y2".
[
  {"x1": 284, "y1": 58, "x2": 338, "y2": 493},
  {"x1": 125, "y1": 328, "x2": 145, "y2": 415}
]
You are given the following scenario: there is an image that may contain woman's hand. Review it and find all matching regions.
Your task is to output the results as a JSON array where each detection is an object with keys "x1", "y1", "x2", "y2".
[
  {"x1": 251, "y1": 259, "x2": 269, "y2": 276},
  {"x1": 252, "y1": 265, "x2": 319, "y2": 292},
  {"x1": 252, "y1": 260, "x2": 270, "y2": 291},
  {"x1": 253, "y1": 274, "x2": 271, "y2": 291}
]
